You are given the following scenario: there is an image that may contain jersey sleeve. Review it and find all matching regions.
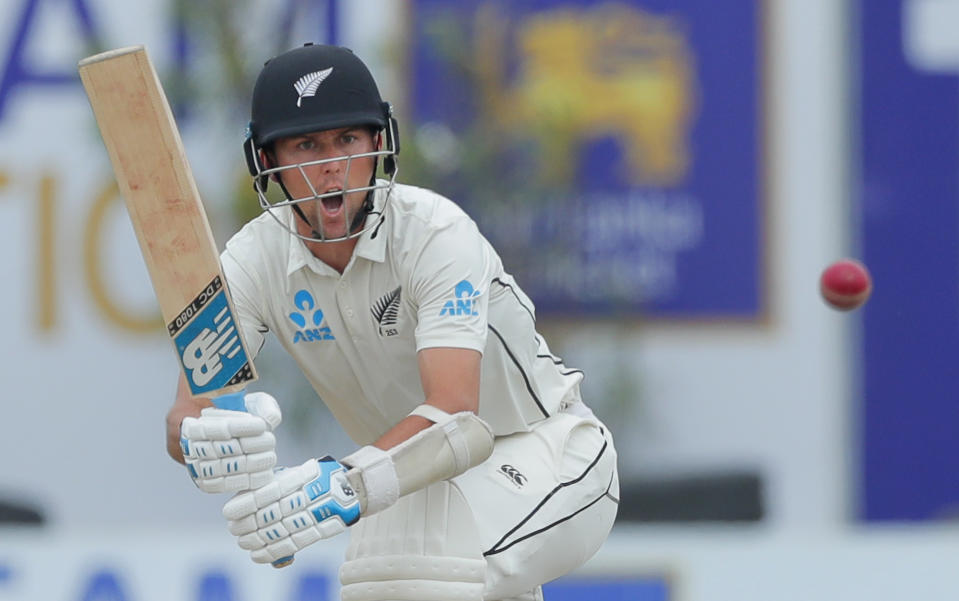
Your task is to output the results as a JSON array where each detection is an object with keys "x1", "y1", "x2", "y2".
[
  {"x1": 221, "y1": 245, "x2": 269, "y2": 360},
  {"x1": 408, "y1": 216, "x2": 496, "y2": 353}
]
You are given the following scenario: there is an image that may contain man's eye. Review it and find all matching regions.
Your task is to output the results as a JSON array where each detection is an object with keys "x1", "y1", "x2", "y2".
[
  {"x1": 341, "y1": 134, "x2": 357, "y2": 145},
  {"x1": 297, "y1": 140, "x2": 315, "y2": 151}
]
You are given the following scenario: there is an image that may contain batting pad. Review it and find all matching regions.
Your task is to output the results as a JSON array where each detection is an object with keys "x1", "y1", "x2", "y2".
[{"x1": 339, "y1": 480, "x2": 485, "y2": 601}]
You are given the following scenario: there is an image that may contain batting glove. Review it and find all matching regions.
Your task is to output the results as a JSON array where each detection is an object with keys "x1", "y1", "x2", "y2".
[
  {"x1": 180, "y1": 391, "x2": 282, "y2": 493},
  {"x1": 222, "y1": 457, "x2": 361, "y2": 565}
]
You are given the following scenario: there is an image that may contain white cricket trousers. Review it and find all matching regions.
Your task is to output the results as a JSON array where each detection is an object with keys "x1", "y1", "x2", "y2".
[{"x1": 340, "y1": 406, "x2": 619, "y2": 601}]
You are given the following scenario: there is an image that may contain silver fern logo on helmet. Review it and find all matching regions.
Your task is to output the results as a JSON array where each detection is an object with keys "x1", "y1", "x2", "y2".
[{"x1": 294, "y1": 67, "x2": 333, "y2": 107}]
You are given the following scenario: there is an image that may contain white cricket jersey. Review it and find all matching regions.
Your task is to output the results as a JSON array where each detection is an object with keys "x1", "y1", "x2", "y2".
[{"x1": 221, "y1": 182, "x2": 585, "y2": 444}]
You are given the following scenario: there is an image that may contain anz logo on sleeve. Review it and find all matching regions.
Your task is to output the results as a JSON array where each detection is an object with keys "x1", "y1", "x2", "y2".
[
  {"x1": 439, "y1": 280, "x2": 481, "y2": 317},
  {"x1": 289, "y1": 290, "x2": 335, "y2": 343}
]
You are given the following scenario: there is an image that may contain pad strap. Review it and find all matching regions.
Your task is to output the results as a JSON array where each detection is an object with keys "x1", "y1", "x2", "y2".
[
  {"x1": 409, "y1": 404, "x2": 472, "y2": 470},
  {"x1": 340, "y1": 446, "x2": 399, "y2": 516},
  {"x1": 409, "y1": 403, "x2": 452, "y2": 423}
]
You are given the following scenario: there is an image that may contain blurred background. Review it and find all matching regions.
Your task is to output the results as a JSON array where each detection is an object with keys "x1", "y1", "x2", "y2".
[{"x1": 1, "y1": 0, "x2": 957, "y2": 599}]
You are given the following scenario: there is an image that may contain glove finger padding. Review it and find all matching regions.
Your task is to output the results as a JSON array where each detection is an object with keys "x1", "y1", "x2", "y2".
[
  {"x1": 183, "y1": 434, "x2": 275, "y2": 461},
  {"x1": 243, "y1": 392, "x2": 282, "y2": 430},
  {"x1": 228, "y1": 514, "x2": 258, "y2": 536},
  {"x1": 223, "y1": 457, "x2": 361, "y2": 564},
  {"x1": 181, "y1": 392, "x2": 282, "y2": 493},
  {"x1": 192, "y1": 450, "x2": 277, "y2": 479},
  {"x1": 183, "y1": 410, "x2": 268, "y2": 440},
  {"x1": 241, "y1": 432, "x2": 277, "y2": 454},
  {"x1": 193, "y1": 465, "x2": 275, "y2": 494}
]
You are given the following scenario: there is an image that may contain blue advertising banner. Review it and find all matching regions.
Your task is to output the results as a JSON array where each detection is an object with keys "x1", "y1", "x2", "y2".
[
  {"x1": 859, "y1": 0, "x2": 959, "y2": 520},
  {"x1": 406, "y1": 0, "x2": 764, "y2": 318},
  {"x1": 544, "y1": 576, "x2": 670, "y2": 601}
]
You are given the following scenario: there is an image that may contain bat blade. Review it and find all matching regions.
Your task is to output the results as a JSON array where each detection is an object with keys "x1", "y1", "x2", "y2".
[{"x1": 78, "y1": 46, "x2": 257, "y2": 399}]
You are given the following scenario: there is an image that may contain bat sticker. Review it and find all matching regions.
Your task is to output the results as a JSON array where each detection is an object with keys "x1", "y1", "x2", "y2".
[{"x1": 171, "y1": 277, "x2": 254, "y2": 395}]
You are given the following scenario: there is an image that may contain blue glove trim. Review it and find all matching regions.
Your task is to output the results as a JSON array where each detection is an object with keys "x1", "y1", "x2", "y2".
[
  {"x1": 304, "y1": 457, "x2": 340, "y2": 500},
  {"x1": 310, "y1": 500, "x2": 360, "y2": 526},
  {"x1": 305, "y1": 457, "x2": 361, "y2": 526}
]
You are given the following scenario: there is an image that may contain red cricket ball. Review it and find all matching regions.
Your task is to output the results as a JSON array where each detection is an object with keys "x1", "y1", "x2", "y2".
[{"x1": 820, "y1": 259, "x2": 872, "y2": 311}]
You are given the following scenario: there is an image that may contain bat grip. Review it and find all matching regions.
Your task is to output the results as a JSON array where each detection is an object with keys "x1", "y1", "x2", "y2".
[
  {"x1": 211, "y1": 390, "x2": 247, "y2": 411},
  {"x1": 212, "y1": 390, "x2": 295, "y2": 569}
]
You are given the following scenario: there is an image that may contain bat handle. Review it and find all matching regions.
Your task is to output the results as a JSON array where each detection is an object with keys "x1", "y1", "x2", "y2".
[
  {"x1": 272, "y1": 556, "x2": 295, "y2": 568},
  {"x1": 212, "y1": 390, "x2": 295, "y2": 569},
  {"x1": 211, "y1": 390, "x2": 247, "y2": 411}
]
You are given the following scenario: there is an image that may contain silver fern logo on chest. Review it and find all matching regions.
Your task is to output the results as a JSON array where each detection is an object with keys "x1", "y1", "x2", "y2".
[
  {"x1": 371, "y1": 286, "x2": 401, "y2": 337},
  {"x1": 294, "y1": 67, "x2": 333, "y2": 107}
]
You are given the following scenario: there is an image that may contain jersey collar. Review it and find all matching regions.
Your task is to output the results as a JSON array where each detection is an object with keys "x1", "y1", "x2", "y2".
[{"x1": 283, "y1": 208, "x2": 335, "y2": 277}]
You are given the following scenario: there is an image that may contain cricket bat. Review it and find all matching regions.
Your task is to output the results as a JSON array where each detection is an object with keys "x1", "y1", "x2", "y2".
[
  {"x1": 79, "y1": 46, "x2": 293, "y2": 568},
  {"x1": 78, "y1": 45, "x2": 256, "y2": 401}
]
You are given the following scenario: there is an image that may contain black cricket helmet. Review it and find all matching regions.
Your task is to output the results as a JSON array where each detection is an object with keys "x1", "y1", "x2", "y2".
[{"x1": 244, "y1": 43, "x2": 400, "y2": 242}]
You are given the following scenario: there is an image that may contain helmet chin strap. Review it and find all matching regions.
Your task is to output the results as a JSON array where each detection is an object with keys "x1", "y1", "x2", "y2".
[
  {"x1": 336, "y1": 161, "x2": 380, "y2": 237},
  {"x1": 275, "y1": 178, "x2": 325, "y2": 240},
  {"x1": 349, "y1": 186, "x2": 376, "y2": 234}
]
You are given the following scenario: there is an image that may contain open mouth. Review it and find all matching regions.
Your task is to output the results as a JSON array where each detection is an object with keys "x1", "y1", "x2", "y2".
[{"x1": 320, "y1": 190, "x2": 344, "y2": 215}]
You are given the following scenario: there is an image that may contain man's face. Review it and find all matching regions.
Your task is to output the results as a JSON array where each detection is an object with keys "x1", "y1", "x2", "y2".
[{"x1": 271, "y1": 126, "x2": 378, "y2": 241}]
